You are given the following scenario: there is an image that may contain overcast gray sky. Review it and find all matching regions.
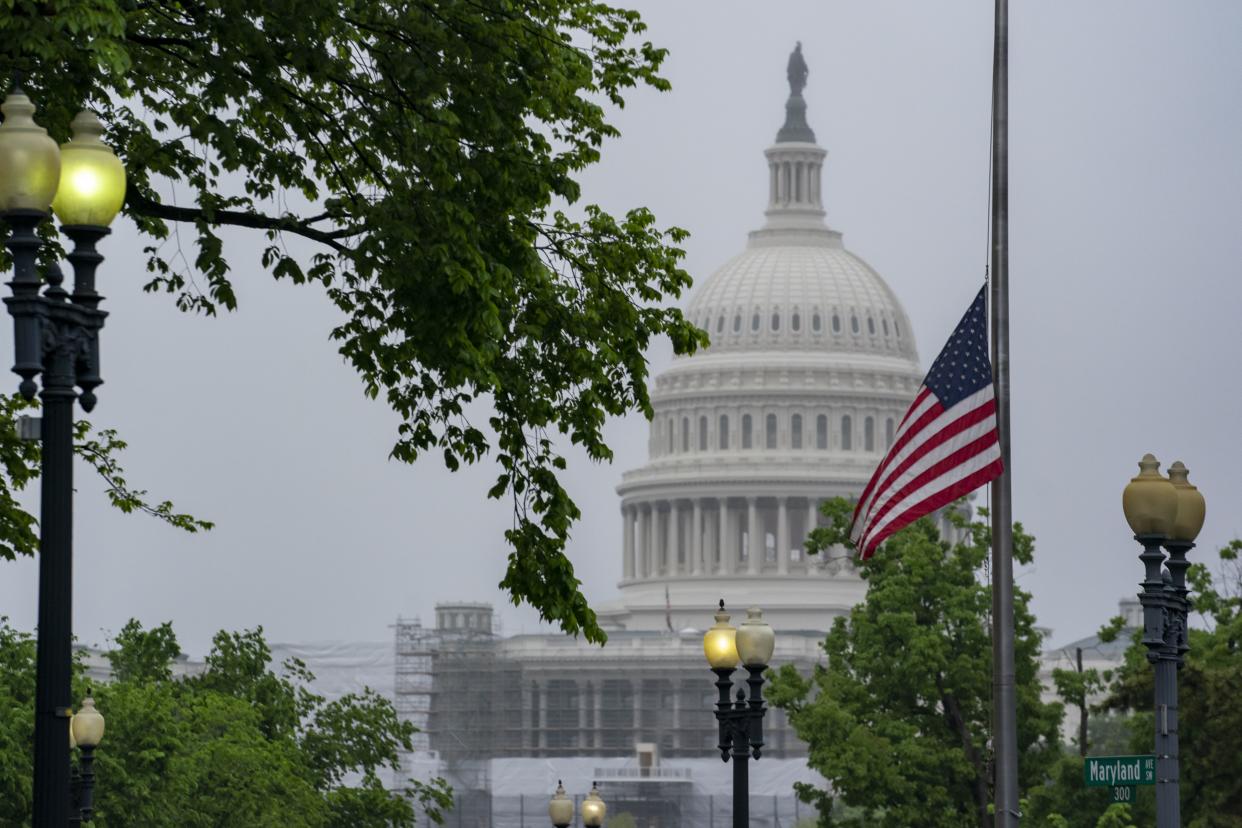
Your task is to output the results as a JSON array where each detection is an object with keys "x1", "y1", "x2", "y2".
[{"x1": 2, "y1": 0, "x2": 1240, "y2": 658}]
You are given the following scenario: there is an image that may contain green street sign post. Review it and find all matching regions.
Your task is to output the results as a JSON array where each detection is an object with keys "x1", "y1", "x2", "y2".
[{"x1": 1084, "y1": 755, "x2": 1155, "y2": 804}]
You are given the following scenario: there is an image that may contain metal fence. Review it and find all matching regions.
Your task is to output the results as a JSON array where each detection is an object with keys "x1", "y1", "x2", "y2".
[{"x1": 423, "y1": 792, "x2": 811, "y2": 827}]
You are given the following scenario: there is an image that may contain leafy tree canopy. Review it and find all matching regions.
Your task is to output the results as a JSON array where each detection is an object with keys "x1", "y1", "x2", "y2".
[
  {"x1": 768, "y1": 500, "x2": 1061, "y2": 828},
  {"x1": 0, "y1": 617, "x2": 451, "y2": 827},
  {"x1": 0, "y1": 0, "x2": 703, "y2": 642}
]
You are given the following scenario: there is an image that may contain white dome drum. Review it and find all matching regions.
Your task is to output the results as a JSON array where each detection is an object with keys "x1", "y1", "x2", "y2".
[{"x1": 602, "y1": 46, "x2": 925, "y2": 633}]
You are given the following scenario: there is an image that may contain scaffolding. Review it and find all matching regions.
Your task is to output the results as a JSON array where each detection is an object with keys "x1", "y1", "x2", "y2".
[{"x1": 394, "y1": 607, "x2": 809, "y2": 768}]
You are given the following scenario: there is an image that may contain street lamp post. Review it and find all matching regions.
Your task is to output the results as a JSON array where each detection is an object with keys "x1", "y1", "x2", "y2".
[
  {"x1": 69, "y1": 692, "x2": 106, "y2": 825},
  {"x1": 1121, "y1": 454, "x2": 1206, "y2": 828},
  {"x1": 703, "y1": 600, "x2": 774, "y2": 828},
  {"x1": 0, "y1": 84, "x2": 126, "y2": 826}
]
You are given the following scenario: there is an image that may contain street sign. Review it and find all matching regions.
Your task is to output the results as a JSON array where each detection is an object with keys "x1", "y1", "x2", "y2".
[
  {"x1": 1110, "y1": 786, "x2": 1136, "y2": 804},
  {"x1": 1084, "y1": 755, "x2": 1155, "y2": 788}
]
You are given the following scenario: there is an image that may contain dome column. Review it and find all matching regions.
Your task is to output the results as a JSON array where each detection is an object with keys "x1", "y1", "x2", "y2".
[
  {"x1": 806, "y1": 498, "x2": 819, "y2": 572},
  {"x1": 691, "y1": 499, "x2": 703, "y2": 575},
  {"x1": 655, "y1": 501, "x2": 665, "y2": 580},
  {"x1": 667, "y1": 500, "x2": 680, "y2": 576},
  {"x1": 641, "y1": 503, "x2": 655, "y2": 579},
  {"x1": 777, "y1": 498, "x2": 789, "y2": 575},
  {"x1": 747, "y1": 497, "x2": 761, "y2": 575},
  {"x1": 622, "y1": 505, "x2": 635, "y2": 580},
  {"x1": 718, "y1": 499, "x2": 732, "y2": 575}
]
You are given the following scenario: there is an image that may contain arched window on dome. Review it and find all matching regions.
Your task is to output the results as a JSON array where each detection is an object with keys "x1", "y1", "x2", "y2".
[
  {"x1": 733, "y1": 314, "x2": 741, "y2": 333},
  {"x1": 717, "y1": 315, "x2": 725, "y2": 333},
  {"x1": 867, "y1": 317, "x2": 876, "y2": 335},
  {"x1": 816, "y1": 415, "x2": 828, "y2": 449},
  {"x1": 841, "y1": 415, "x2": 853, "y2": 450},
  {"x1": 742, "y1": 414, "x2": 753, "y2": 449},
  {"x1": 851, "y1": 315, "x2": 860, "y2": 334},
  {"x1": 832, "y1": 314, "x2": 841, "y2": 333},
  {"x1": 792, "y1": 312, "x2": 801, "y2": 332},
  {"x1": 771, "y1": 312, "x2": 780, "y2": 331},
  {"x1": 699, "y1": 416, "x2": 708, "y2": 451},
  {"x1": 751, "y1": 313, "x2": 760, "y2": 332},
  {"x1": 681, "y1": 417, "x2": 689, "y2": 453},
  {"x1": 791, "y1": 414, "x2": 803, "y2": 449},
  {"x1": 667, "y1": 418, "x2": 674, "y2": 454},
  {"x1": 765, "y1": 413, "x2": 777, "y2": 449},
  {"x1": 812, "y1": 313, "x2": 822, "y2": 332},
  {"x1": 895, "y1": 319, "x2": 902, "y2": 338},
  {"x1": 886, "y1": 417, "x2": 895, "y2": 448},
  {"x1": 719, "y1": 415, "x2": 729, "y2": 449},
  {"x1": 865, "y1": 416, "x2": 875, "y2": 452},
  {"x1": 882, "y1": 318, "x2": 890, "y2": 336}
]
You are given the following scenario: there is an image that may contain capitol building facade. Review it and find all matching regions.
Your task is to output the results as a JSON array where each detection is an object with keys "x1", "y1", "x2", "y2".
[{"x1": 392, "y1": 51, "x2": 954, "y2": 827}]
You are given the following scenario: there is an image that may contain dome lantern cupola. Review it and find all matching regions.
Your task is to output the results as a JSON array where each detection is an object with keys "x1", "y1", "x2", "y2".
[{"x1": 756, "y1": 43, "x2": 835, "y2": 245}]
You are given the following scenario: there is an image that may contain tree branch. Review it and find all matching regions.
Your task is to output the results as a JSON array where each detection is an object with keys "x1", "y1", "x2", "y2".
[{"x1": 126, "y1": 189, "x2": 361, "y2": 254}]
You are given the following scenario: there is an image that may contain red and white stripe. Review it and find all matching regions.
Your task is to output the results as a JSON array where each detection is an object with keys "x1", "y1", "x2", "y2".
[{"x1": 849, "y1": 384, "x2": 1003, "y2": 559}]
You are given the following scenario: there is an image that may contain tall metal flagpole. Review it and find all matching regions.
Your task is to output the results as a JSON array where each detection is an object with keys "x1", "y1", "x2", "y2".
[{"x1": 989, "y1": 0, "x2": 1020, "y2": 825}]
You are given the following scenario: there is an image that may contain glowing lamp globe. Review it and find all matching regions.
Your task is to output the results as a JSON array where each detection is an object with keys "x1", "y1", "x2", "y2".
[
  {"x1": 51, "y1": 110, "x2": 126, "y2": 228},
  {"x1": 581, "y1": 782, "x2": 606, "y2": 827},
  {"x1": 1121, "y1": 454, "x2": 1177, "y2": 537},
  {"x1": 1167, "y1": 461, "x2": 1206, "y2": 543},
  {"x1": 703, "y1": 600, "x2": 739, "y2": 670},
  {"x1": 548, "y1": 780, "x2": 573, "y2": 826},
  {"x1": 0, "y1": 89, "x2": 61, "y2": 213},
  {"x1": 70, "y1": 695, "x2": 105, "y2": 748},
  {"x1": 736, "y1": 606, "x2": 775, "y2": 668}
]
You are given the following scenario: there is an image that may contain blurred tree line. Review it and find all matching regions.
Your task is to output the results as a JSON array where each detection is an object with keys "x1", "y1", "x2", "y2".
[{"x1": 0, "y1": 619, "x2": 450, "y2": 826}]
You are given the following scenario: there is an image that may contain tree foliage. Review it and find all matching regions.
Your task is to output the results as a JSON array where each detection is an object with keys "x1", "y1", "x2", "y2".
[
  {"x1": 767, "y1": 501, "x2": 1061, "y2": 828},
  {"x1": 0, "y1": 618, "x2": 451, "y2": 827},
  {"x1": 0, "y1": 0, "x2": 703, "y2": 642}
]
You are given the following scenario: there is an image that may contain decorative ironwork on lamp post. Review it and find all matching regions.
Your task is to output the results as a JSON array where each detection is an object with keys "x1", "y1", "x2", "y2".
[
  {"x1": 0, "y1": 82, "x2": 126, "y2": 826},
  {"x1": 703, "y1": 600, "x2": 774, "y2": 828},
  {"x1": 1121, "y1": 454, "x2": 1206, "y2": 828}
]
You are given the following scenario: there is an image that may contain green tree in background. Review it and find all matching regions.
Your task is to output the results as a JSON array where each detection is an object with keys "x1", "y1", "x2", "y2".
[
  {"x1": 1095, "y1": 541, "x2": 1242, "y2": 827},
  {"x1": 0, "y1": 0, "x2": 704, "y2": 643},
  {"x1": 0, "y1": 618, "x2": 451, "y2": 826},
  {"x1": 767, "y1": 500, "x2": 1061, "y2": 828},
  {"x1": 1024, "y1": 541, "x2": 1242, "y2": 827}
]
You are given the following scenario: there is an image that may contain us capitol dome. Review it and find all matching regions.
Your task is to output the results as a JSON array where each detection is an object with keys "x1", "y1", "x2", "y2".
[
  {"x1": 600, "y1": 43, "x2": 924, "y2": 632},
  {"x1": 388, "y1": 47, "x2": 940, "y2": 824}
]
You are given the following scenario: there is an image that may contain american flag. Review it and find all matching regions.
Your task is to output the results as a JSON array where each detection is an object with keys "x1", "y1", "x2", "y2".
[{"x1": 849, "y1": 286, "x2": 1003, "y2": 559}]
